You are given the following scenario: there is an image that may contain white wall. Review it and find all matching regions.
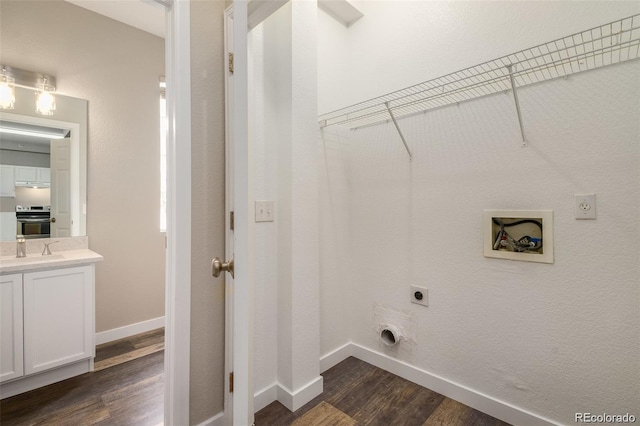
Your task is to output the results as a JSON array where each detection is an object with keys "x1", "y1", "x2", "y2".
[
  {"x1": 251, "y1": 0, "x2": 323, "y2": 412},
  {"x1": 319, "y1": 1, "x2": 640, "y2": 114},
  {"x1": 319, "y1": 3, "x2": 640, "y2": 425}
]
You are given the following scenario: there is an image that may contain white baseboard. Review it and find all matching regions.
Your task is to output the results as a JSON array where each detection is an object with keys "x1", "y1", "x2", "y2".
[
  {"x1": 276, "y1": 376, "x2": 324, "y2": 412},
  {"x1": 95, "y1": 316, "x2": 165, "y2": 345},
  {"x1": 318, "y1": 342, "x2": 556, "y2": 426},
  {"x1": 195, "y1": 410, "x2": 224, "y2": 426},
  {"x1": 320, "y1": 342, "x2": 353, "y2": 373},
  {"x1": 254, "y1": 383, "x2": 278, "y2": 413}
]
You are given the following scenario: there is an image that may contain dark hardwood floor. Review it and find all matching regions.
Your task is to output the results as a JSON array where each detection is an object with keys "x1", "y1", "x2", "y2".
[
  {"x1": 3, "y1": 330, "x2": 508, "y2": 426},
  {"x1": 0, "y1": 329, "x2": 164, "y2": 426},
  {"x1": 255, "y1": 357, "x2": 511, "y2": 426}
]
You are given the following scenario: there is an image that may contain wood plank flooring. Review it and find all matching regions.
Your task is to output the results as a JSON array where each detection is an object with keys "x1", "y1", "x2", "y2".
[
  {"x1": 0, "y1": 329, "x2": 164, "y2": 426},
  {"x1": 94, "y1": 328, "x2": 165, "y2": 372},
  {"x1": 255, "y1": 357, "x2": 511, "y2": 426},
  {"x1": 3, "y1": 329, "x2": 509, "y2": 426}
]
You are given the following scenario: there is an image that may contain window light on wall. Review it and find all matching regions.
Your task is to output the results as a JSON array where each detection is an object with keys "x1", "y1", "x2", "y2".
[
  {"x1": 0, "y1": 65, "x2": 57, "y2": 116},
  {"x1": 159, "y1": 77, "x2": 167, "y2": 233}
]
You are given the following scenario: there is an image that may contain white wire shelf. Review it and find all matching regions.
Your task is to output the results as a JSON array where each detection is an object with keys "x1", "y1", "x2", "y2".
[{"x1": 319, "y1": 15, "x2": 640, "y2": 131}]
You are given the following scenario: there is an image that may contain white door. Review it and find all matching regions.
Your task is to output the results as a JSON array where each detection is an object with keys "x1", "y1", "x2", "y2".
[
  {"x1": 49, "y1": 138, "x2": 72, "y2": 237},
  {"x1": 223, "y1": 2, "x2": 254, "y2": 424}
]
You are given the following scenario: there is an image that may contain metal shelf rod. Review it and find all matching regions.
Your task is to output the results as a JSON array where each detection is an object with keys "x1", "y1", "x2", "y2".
[
  {"x1": 507, "y1": 65, "x2": 527, "y2": 147},
  {"x1": 385, "y1": 102, "x2": 413, "y2": 160}
]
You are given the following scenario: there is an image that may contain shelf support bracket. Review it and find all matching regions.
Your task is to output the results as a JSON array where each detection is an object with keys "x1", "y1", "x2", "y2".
[
  {"x1": 385, "y1": 101, "x2": 413, "y2": 161},
  {"x1": 506, "y1": 65, "x2": 527, "y2": 147}
]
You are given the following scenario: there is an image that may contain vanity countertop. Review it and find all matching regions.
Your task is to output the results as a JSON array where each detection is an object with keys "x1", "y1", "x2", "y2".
[{"x1": 0, "y1": 249, "x2": 103, "y2": 274}]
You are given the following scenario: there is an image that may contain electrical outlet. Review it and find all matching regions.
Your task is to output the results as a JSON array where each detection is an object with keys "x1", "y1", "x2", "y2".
[
  {"x1": 575, "y1": 194, "x2": 596, "y2": 220},
  {"x1": 255, "y1": 200, "x2": 275, "y2": 222},
  {"x1": 410, "y1": 285, "x2": 428, "y2": 307}
]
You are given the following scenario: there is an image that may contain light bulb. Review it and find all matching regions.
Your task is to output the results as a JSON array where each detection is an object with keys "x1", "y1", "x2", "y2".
[
  {"x1": 36, "y1": 83, "x2": 56, "y2": 115},
  {"x1": 0, "y1": 74, "x2": 15, "y2": 109}
]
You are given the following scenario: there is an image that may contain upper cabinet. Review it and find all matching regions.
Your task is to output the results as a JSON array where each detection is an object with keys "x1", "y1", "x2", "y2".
[
  {"x1": 14, "y1": 166, "x2": 50, "y2": 187},
  {"x1": 0, "y1": 165, "x2": 15, "y2": 197}
]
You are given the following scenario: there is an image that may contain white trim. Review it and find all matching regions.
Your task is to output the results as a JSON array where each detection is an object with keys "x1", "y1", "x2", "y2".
[
  {"x1": 254, "y1": 383, "x2": 278, "y2": 413},
  {"x1": 317, "y1": 0, "x2": 363, "y2": 27},
  {"x1": 195, "y1": 411, "x2": 225, "y2": 426},
  {"x1": 319, "y1": 342, "x2": 354, "y2": 373},
  {"x1": 231, "y1": 1, "x2": 255, "y2": 425},
  {"x1": 276, "y1": 376, "x2": 324, "y2": 412},
  {"x1": 0, "y1": 359, "x2": 90, "y2": 399},
  {"x1": 247, "y1": 0, "x2": 288, "y2": 29},
  {"x1": 223, "y1": 6, "x2": 235, "y2": 426},
  {"x1": 164, "y1": 1, "x2": 192, "y2": 425},
  {"x1": 347, "y1": 343, "x2": 556, "y2": 426},
  {"x1": 95, "y1": 317, "x2": 165, "y2": 345}
]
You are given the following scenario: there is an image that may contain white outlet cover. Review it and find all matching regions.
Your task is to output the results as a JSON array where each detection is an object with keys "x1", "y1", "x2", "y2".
[
  {"x1": 575, "y1": 194, "x2": 596, "y2": 220},
  {"x1": 410, "y1": 285, "x2": 428, "y2": 307}
]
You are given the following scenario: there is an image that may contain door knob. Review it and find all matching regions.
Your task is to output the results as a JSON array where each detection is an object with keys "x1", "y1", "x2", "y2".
[
  {"x1": 50, "y1": 217, "x2": 56, "y2": 223},
  {"x1": 211, "y1": 255, "x2": 234, "y2": 278}
]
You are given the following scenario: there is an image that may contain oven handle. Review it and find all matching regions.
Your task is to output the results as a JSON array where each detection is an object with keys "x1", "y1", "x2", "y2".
[{"x1": 17, "y1": 218, "x2": 51, "y2": 223}]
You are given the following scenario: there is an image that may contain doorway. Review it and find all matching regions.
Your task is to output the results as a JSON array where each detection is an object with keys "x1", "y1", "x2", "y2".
[{"x1": 0, "y1": 0, "x2": 174, "y2": 422}]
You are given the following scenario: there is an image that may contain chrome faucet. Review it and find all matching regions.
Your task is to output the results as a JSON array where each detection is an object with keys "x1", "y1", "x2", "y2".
[
  {"x1": 42, "y1": 241, "x2": 59, "y2": 256},
  {"x1": 16, "y1": 235, "x2": 26, "y2": 258}
]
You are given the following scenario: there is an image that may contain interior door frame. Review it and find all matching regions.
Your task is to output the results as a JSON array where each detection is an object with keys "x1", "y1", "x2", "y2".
[
  {"x1": 225, "y1": 2, "x2": 291, "y2": 424},
  {"x1": 163, "y1": 0, "x2": 192, "y2": 424},
  {"x1": 223, "y1": 5, "x2": 235, "y2": 425},
  {"x1": 229, "y1": 1, "x2": 254, "y2": 424}
]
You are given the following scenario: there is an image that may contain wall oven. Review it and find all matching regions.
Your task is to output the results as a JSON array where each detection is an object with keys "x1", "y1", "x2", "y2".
[{"x1": 16, "y1": 205, "x2": 51, "y2": 239}]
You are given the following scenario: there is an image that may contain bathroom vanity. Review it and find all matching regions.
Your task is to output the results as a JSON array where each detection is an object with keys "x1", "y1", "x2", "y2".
[{"x1": 0, "y1": 237, "x2": 102, "y2": 398}]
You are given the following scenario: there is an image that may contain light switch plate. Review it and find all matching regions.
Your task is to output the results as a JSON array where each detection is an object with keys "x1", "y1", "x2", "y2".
[
  {"x1": 255, "y1": 200, "x2": 275, "y2": 222},
  {"x1": 575, "y1": 194, "x2": 596, "y2": 220}
]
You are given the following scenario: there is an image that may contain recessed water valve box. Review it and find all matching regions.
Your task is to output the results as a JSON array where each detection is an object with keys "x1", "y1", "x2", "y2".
[{"x1": 410, "y1": 285, "x2": 428, "y2": 307}]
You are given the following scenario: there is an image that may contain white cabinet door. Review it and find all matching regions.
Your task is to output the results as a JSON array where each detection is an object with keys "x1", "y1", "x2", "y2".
[
  {"x1": 14, "y1": 166, "x2": 37, "y2": 183},
  {"x1": 0, "y1": 165, "x2": 15, "y2": 197},
  {"x1": 0, "y1": 274, "x2": 24, "y2": 383},
  {"x1": 37, "y1": 168, "x2": 51, "y2": 185},
  {"x1": 0, "y1": 212, "x2": 17, "y2": 241},
  {"x1": 23, "y1": 266, "x2": 94, "y2": 375}
]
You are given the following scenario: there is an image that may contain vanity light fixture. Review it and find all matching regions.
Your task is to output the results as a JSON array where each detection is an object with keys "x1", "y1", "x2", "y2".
[
  {"x1": 0, "y1": 65, "x2": 57, "y2": 115},
  {"x1": 0, "y1": 68, "x2": 15, "y2": 110}
]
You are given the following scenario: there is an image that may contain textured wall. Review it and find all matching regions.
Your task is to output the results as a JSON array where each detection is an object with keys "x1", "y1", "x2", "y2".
[
  {"x1": 251, "y1": 0, "x2": 322, "y2": 409},
  {"x1": 319, "y1": 2, "x2": 640, "y2": 424},
  {"x1": 189, "y1": 0, "x2": 227, "y2": 423},
  {"x1": 0, "y1": 1, "x2": 166, "y2": 333},
  {"x1": 319, "y1": 1, "x2": 640, "y2": 114}
]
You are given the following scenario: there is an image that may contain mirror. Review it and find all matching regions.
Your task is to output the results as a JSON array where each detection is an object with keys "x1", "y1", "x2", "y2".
[{"x1": 0, "y1": 86, "x2": 87, "y2": 241}]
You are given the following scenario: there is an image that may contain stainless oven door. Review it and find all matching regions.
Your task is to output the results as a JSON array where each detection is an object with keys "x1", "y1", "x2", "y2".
[{"x1": 17, "y1": 216, "x2": 51, "y2": 239}]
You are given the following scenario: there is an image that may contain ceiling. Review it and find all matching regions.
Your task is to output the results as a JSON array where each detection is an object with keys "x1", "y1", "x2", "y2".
[
  {"x1": 64, "y1": 0, "x2": 166, "y2": 38},
  {"x1": 62, "y1": 0, "x2": 363, "y2": 39}
]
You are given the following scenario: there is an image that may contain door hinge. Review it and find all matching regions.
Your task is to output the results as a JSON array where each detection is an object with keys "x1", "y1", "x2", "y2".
[
  {"x1": 228, "y1": 52, "x2": 234, "y2": 74},
  {"x1": 229, "y1": 372, "x2": 234, "y2": 393},
  {"x1": 230, "y1": 211, "x2": 234, "y2": 231}
]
